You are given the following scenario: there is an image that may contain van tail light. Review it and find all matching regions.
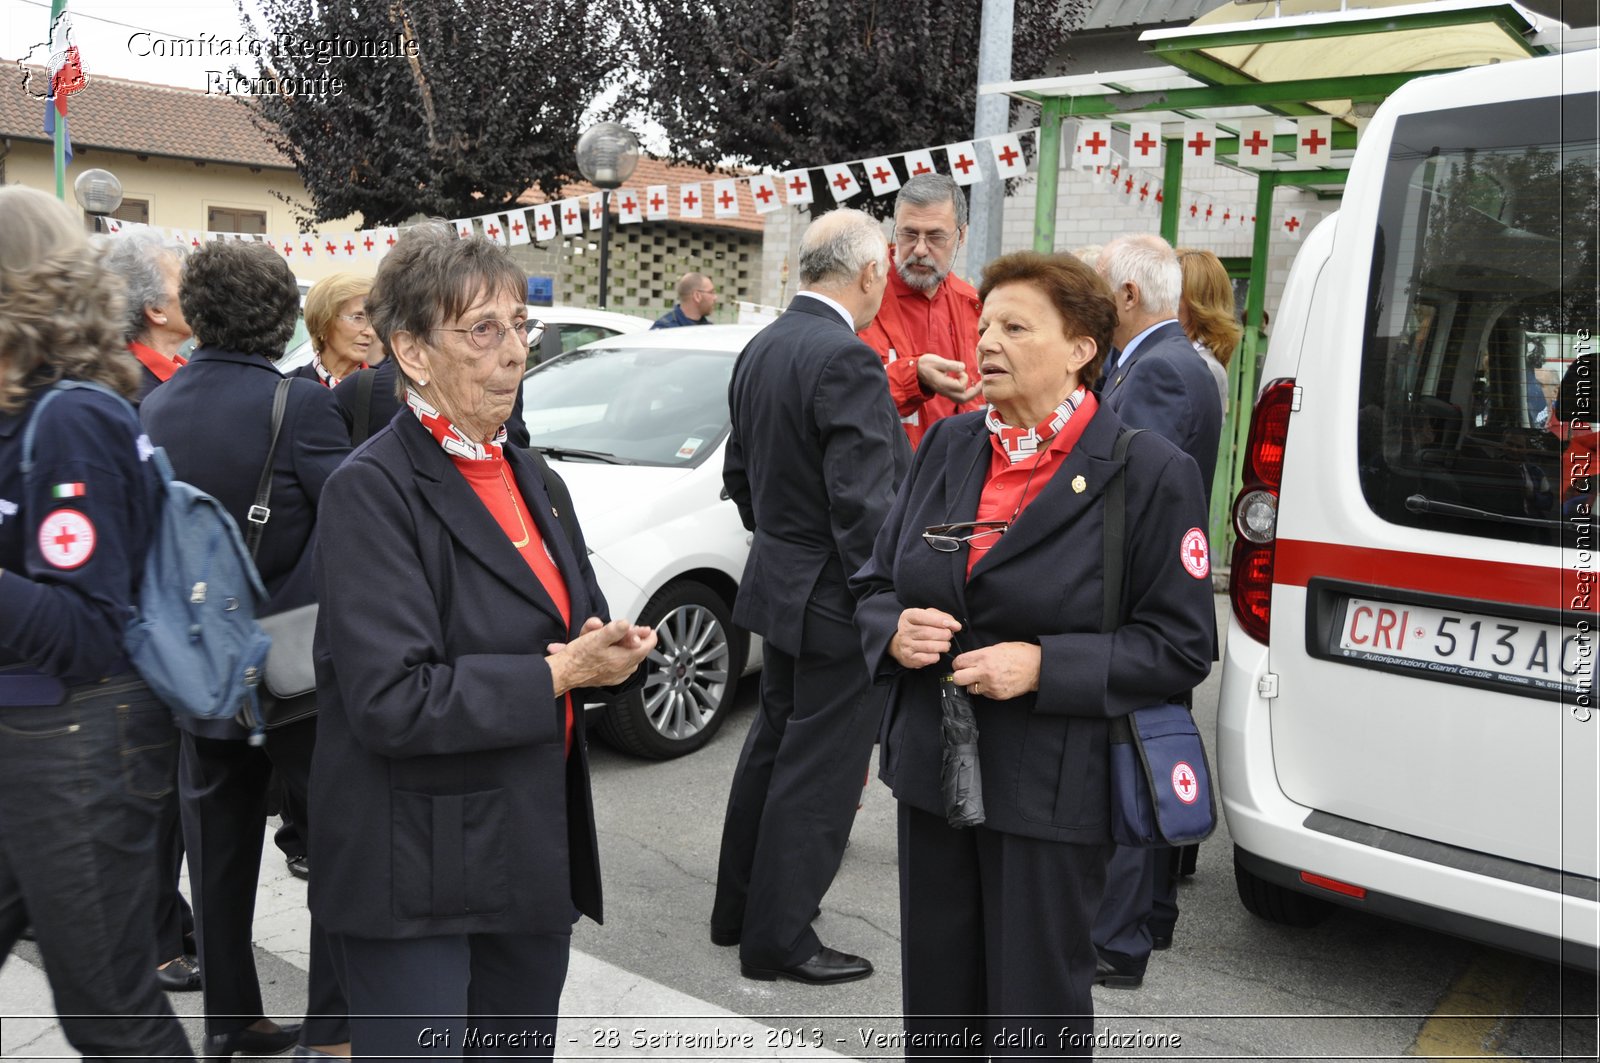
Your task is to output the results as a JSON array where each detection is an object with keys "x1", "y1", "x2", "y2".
[
  {"x1": 1300, "y1": 870, "x2": 1367, "y2": 900},
  {"x1": 1230, "y1": 379, "x2": 1296, "y2": 645}
]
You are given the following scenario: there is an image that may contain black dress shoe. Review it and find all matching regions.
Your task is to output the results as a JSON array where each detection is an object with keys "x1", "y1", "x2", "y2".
[
  {"x1": 203, "y1": 1022, "x2": 302, "y2": 1058},
  {"x1": 741, "y1": 945, "x2": 873, "y2": 985},
  {"x1": 1150, "y1": 930, "x2": 1173, "y2": 951},
  {"x1": 156, "y1": 954, "x2": 202, "y2": 992},
  {"x1": 1093, "y1": 949, "x2": 1144, "y2": 990},
  {"x1": 285, "y1": 854, "x2": 309, "y2": 880}
]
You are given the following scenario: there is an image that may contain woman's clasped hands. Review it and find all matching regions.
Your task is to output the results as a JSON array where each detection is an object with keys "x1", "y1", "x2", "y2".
[
  {"x1": 547, "y1": 617, "x2": 658, "y2": 695},
  {"x1": 890, "y1": 607, "x2": 1040, "y2": 700}
]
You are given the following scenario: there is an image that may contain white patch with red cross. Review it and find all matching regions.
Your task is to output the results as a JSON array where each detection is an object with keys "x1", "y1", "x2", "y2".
[
  {"x1": 38, "y1": 509, "x2": 96, "y2": 569},
  {"x1": 1171, "y1": 761, "x2": 1199, "y2": 804},
  {"x1": 1180, "y1": 527, "x2": 1210, "y2": 579}
]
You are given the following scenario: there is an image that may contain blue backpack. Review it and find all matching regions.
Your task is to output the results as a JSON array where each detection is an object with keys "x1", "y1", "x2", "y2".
[{"x1": 22, "y1": 382, "x2": 270, "y2": 724}]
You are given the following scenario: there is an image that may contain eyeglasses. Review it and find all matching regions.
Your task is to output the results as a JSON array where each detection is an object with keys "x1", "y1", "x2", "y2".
[
  {"x1": 895, "y1": 229, "x2": 957, "y2": 251},
  {"x1": 922, "y1": 520, "x2": 1009, "y2": 552},
  {"x1": 431, "y1": 319, "x2": 546, "y2": 351},
  {"x1": 696, "y1": 288, "x2": 716, "y2": 296},
  {"x1": 337, "y1": 313, "x2": 370, "y2": 328}
]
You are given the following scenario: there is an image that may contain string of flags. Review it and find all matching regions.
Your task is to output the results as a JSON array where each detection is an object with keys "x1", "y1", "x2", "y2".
[{"x1": 99, "y1": 120, "x2": 1326, "y2": 259}]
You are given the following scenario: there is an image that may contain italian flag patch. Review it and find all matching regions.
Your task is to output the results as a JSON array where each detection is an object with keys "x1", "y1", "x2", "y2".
[{"x1": 51, "y1": 482, "x2": 86, "y2": 499}]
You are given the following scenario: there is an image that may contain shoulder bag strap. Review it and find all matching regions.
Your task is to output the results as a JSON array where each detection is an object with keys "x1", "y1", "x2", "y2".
[
  {"x1": 246, "y1": 377, "x2": 293, "y2": 561},
  {"x1": 351, "y1": 367, "x2": 377, "y2": 446}
]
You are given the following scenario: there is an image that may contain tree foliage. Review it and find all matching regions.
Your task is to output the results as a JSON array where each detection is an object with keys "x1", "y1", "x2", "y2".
[
  {"x1": 237, "y1": 0, "x2": 633, "y2": 227},
  {"x1": 629, "y1": 0, "x2": 1088, "y2": 217}
]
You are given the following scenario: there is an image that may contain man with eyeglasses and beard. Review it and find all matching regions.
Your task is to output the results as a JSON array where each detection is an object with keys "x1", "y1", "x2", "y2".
[{"x1": 858, "y1": 173, "x2": 984, "y2": 450}]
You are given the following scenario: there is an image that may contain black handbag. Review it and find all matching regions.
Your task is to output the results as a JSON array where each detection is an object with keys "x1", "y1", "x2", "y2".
[
  {"x1": 237, "y1": 378, "x2": 318, "y2": 738},
  {"x1": 1102, "y1": 429, "x2": 1217, "y2": 848}
]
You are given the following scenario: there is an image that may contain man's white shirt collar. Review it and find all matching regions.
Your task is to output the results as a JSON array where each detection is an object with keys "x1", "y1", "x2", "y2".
[{"x1": 795, "y1": 290, "x2": 856, "y2": 332}]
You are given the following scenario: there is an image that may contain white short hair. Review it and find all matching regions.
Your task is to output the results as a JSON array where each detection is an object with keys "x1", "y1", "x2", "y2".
[
  {"x1": 799, "y1": 208, "x2": 889, "y2": 288},
  {"x1": 1100, "y1": 233, "x2": 1180, "y2": 318}
]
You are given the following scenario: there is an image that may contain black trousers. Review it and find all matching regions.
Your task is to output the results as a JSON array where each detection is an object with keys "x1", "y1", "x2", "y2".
[
  {"x1": 898, "y1": 804, "x2": 1108, "y2": 1061},
  {"x1": 710, "y1": 589, "x2": 883, "y2": 968},
  {"x1": 179, "y1": 714, "x2": 347, "y2": 1044},
  {"x1": 153, "y1": 764, "x2": 194, "y2": 962},
  {"x1": 333, "y1": 931, "x2": 569, "y2": 1061},
  {"x1": 1092, "y1": 844, "x2": 1181, "y2": 968}
]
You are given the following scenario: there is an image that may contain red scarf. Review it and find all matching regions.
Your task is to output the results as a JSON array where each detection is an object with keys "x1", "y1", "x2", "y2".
[{"x1": 984, "y1": 387, "x2": 1088, "y2": 463}]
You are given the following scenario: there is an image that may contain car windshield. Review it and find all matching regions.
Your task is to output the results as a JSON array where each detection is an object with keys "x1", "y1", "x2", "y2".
[{"x1": 521, "y1": 345, "x2": 735, "y2": 467}]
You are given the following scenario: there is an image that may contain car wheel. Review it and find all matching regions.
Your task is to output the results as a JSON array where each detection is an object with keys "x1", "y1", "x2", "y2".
[
  {"x1": 596, "y1": 580, "x2": 738, "y2": 759},
  {"x1": 1233, "y1": 852, "x2": 1332, "y2": 927}
]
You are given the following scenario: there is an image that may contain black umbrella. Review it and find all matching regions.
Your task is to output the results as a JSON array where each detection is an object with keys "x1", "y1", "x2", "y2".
[{"x1": 939, "y1": 671, "x2": 985, "y2": 828}]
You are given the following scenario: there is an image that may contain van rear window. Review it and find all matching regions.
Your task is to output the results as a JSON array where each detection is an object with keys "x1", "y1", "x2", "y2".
[{"x1": 1358, "y1": 93, "x2": 1598, "y2": 548}]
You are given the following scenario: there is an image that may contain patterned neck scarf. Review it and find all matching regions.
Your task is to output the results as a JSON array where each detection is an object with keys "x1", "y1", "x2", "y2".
[
  {"x1": 984, "y1": 387, "x2": 1087, "y2": 464},
  {"x1": 311, "y1": 353, "x2": 367, "y2": 389},
  {"x1": 406, "y1": 387, "x2": 507, "y2": 462}
]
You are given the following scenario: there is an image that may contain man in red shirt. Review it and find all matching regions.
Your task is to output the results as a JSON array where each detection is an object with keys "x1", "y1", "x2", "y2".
[{"x1": 857, "y1": 174, "x2": 983, "y2": 449}]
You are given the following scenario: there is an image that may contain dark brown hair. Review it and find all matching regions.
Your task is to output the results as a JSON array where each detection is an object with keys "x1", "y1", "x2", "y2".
[
  {"x1": 180, "y1": 240, "x2": 300, "y2": 360},
  {"x1": 978, "y1": 251, "x2": 1118, "y2": 387}
]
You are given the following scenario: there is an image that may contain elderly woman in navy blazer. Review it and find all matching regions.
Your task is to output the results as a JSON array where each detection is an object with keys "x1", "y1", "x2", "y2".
[
  {"x1": 851, "y1": 251, "x2": 1215, "y2": 1058},
  {"x1": 309, "y1": 227, "x2": 655, "y2": 1061}
]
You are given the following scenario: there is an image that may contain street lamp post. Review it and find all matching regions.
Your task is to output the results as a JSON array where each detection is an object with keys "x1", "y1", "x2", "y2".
[
  {"x1": 575, "y1": 122, "x2": 640, "y2": 310},
  {"x1": 73, "y1": 168, "x2": 123, "y2": 232}
]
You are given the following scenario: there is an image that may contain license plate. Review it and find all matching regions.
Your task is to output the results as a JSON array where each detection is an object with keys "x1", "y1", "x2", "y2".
[{"x1": 1337, "y1": 597, "x2": 1588, "y2": 696}]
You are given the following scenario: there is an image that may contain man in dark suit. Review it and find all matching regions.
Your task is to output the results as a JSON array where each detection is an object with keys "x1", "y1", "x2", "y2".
[
  {"x1": 1092, "y1": 232, "x2": 1224, "y2": 989},
  {"x1": 710, "y1": 208, "x2": 911, "y2": 984}
]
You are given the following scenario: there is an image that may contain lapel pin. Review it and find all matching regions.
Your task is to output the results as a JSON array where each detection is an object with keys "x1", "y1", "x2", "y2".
[
  {"x1": 1071, "y1": 475, "x2": 1087, "y2": 494},
  {"x1": 551, "y1": 507, "x2": 560, "y2": 518}
]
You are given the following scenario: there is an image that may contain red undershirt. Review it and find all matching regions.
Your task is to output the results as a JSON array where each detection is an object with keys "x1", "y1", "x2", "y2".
[
  {"x1": 452, "y1": 453, "x2": 574, "y2": 755},
  {"x1": 128, "y1": 341, "x2": 186, "y2": 382},
  {"x1": 966, "y1": 392, "x2": 1099, "y2": 579}
]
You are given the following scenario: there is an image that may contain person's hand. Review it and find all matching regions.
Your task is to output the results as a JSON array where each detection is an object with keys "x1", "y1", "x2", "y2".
[
  {"x1": 951, "y1": 643, "x2": 1041, "y2": 700},
  {"x1": 917, "y1": 354, "x2": 981, "y2": 404},
  {"x1": 890, "y1": 607, "x2": 962, "y2": 669},
  {"x1": 548, "y1": 617, "x2": 658, "y2": 694}
]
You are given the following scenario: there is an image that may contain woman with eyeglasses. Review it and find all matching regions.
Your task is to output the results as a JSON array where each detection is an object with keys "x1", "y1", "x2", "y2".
[
  {"x1": 295, "y1": 273, "x2": 376, "y2": 388},
  {"x1": 308, "y1": 227, "x2": 654, "y2": 1060},
  {"x1": 140, "y1": 239, "x2": 351, "y2": 1059},
  {"x1": 850, "y1": 251, "x2": 1215, "y2": 1058}
]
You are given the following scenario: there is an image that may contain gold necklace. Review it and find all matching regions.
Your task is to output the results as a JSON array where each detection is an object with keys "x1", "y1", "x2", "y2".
[{"x1": 498, "y1": 466, "x2": 531, "y2": 549}]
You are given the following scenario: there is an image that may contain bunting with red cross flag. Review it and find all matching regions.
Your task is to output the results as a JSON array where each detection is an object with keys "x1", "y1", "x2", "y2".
[
  {"x1": 679, "y1": 183, "x2": 704, "y2": 219},
  {"x1": 478, "y1": 213, "x2": 508, "y2": 245},
  {"x1": 1235, "y1": 118, "x2": 1276, "y2": 169},
  {"x1": 989, "y1": 132, "x2": 1026, "y2": 177},
  {"x1": 942, "y1": 142, "x2": 983, "y2": 186},
  {"x1": 821, "y1": 163, "x2": 860, "y2": 201},
  {"x1": 531, "y1": 205, "x2": 557, "y2": 242},
  {"x1": 644, "y1": 185, "x2": 670, "y2": 221},
  {"x1": 557, "y1": 199, "x2": 583, "y2": 237},
  {"x1": 615, "y1": 189, "x2": 642, "y2": 224},
  {"x1": 864, "y1": 156, "x2": 901, "y2": 196},
  {"x1": 586, "y1": 194, "x2": 603, "y2": 230},
  {"x1": 1280, "y1": 209, "x2": 1307, "y2": 240},
  {"x1": 1127, "y1": 122, "x2": 1162, "y2": 169},
  {"x1": 779, "y1": 170, "x2": 813, "y2": 206},
  {"x1": 748, "y1": 174, "x2": 781, "y2": 215},
  {"x1": 452, "y1": 218, "x2": 473, "y2": 240},
  {"x1": 1181, "y1": 121, "x2": 1216, "y2": 164},
  {"x1": 505, "y1": 210, "x2": 531, "y2": 245},
  {"x1": 902, "y1": 149, "x2": 937, "y2": 179},
  {"x1": 1295, "y1": 116, "x2": 1332, "y2": 165},
  {"x1": 712, "y1": 179, "x2": 740, "y2": 218},
  {"x1": 378, "y1": 227, "x2": 400, "y2": 253},
  {"x1": 1072, "y1": 121, "x2": 1112, "y2": 169}
]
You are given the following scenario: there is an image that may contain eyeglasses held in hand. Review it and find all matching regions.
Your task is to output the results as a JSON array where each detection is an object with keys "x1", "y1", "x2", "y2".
[
  {"x1": 432, "y1": 319, "x2": 546, "y2": 351},
  {"x1": 895, "y1": 229, "x2": 956, "y2": 251},
  {"x1": 337, "y1": 313, "x2": 371, "y2": 328},
  {"x1": 922, "y1": 520, "x2": 1009, "y2": 552}
]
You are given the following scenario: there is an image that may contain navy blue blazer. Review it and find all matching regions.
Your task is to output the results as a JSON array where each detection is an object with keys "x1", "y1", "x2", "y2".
[
  {"x1": 851, "y1": 406, "x2": 1215, "y2": 844},
  {"x1": 1099, "y1": 321, "x2": 1224, "y2": 497},
  {"x1": 723, "y1": 295, "x2": 910, "y2": 655},
  {"x1": 307, "y1": 411, "x2": 615, "y2": 940}
]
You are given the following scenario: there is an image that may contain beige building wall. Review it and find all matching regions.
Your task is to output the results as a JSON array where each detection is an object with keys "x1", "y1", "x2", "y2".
[{"x1": 3, "y1": 141, "x2": 366, "y2": 282}]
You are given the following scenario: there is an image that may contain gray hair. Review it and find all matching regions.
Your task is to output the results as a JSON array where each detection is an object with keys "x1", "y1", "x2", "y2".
[
  {"x1": 96, "y1": 229, "x2": 183, "y2": 344},
  {"x1": 1070, "y1": 244, "x2": 1102, "y2": 271},
  {"x1": 1099, "y1": 233, "x2": 1181, "y2": 317},
  {"x1": 799, "y1": 208, "x2": 889, "y2": 288},
  {"x1": 895, "y1": 173, "x2": 967, "y2": 228}
]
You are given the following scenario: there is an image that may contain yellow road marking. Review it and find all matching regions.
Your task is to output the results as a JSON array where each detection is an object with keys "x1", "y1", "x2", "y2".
[{"x1": 1410, "y1": 950, "x2": 1536, "y2": 1059}]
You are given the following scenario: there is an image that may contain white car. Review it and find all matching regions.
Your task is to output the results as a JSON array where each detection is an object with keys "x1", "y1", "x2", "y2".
[
  {"x1": 521, "y1": 324, "x2": 766, "y2": 758},
  {"x1": 276, "y1": 303, "x2": 651, "y2": 375}
]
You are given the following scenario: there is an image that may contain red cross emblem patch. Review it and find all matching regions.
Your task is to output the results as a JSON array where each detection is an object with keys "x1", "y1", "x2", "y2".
[
  {"x1": 1180, "y1": 527, "x2": 1209, "y2": 579},
  {"x1": 39, "y1": 509, "x2": 96, "y2": 569},
  {"x1": 1171, "y1": 761, "x2": 1199, "y2": 805}
]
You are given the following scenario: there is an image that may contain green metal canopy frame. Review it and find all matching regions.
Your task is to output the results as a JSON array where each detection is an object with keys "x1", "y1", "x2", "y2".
[{"x1": 982, "y1": 0, "x2": 1559, "y2": 554}]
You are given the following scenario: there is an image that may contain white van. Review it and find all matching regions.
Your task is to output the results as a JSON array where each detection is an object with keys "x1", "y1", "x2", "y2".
[{"x1": 1218, "y1": 49, "x2": 1598, "y2": 971}]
